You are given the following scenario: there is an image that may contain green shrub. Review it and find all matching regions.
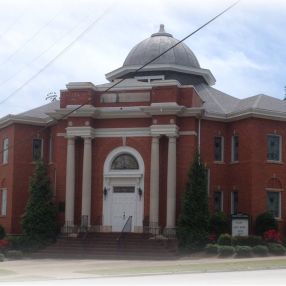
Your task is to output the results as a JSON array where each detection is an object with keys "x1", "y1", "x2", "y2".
[
  {"x1": 7, "y1": 235, "x2": 45, "y2": 252},
  {"x1": 0, "y1": 225, "x2": 5, "y2": 240},
  {"x1": 268, "y1": 243, "x2": 286, "y2": 256},
  {"x1": 177, "y1": 228, "x2": 209, "y2": 251},
  {"x1": 232, "y1": 235, "x2": 264, "y2": 247},
  {"x1": 6, "y1": 250, "x2": 23, "y2": 259},
  {"x1": 218, "y1": 245, "x2": 235, "y2": 257},
  {"x1": 0, "y1": 253, "x2": 5, "y2": 262},
  {"x1": 205, "y1": 244, "x2": 219, "y2": 255},
  {"x1": 255, "y1": 212, "x2": 278, "y2": 236},
  {"x1": 252, "y1": 245, "x2": 269, "y2": 256},
  {"x1": 217, "y1": 233, "x2": 232, "y2": 246},
  {"x1": 210, "y1": 212, "x2": 229, "y2": 236},
  {"x1": 235, "y1": 245, "x2": 252, "y2": 257}
]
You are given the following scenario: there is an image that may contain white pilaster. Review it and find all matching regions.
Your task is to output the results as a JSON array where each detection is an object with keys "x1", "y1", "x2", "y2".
[
  {"x1": 166, "y1": 136, "x2": 177, "y2": 228},
  {"x1": 65, "y1": 136, "x2": 75, "y2": 225},
  {"x1": 149, "y1": 136, "x2": 160, "y2": 227},
  {"x1": 81, "y1": 137, "x2": 92, "y2": 226}
]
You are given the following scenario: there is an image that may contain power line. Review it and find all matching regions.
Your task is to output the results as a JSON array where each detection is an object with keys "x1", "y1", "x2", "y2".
[
  {"x1": 0, "y1": 1, "x2": 240, "y2": 156},
  {"x1": 0, "y1": 7, "x2": 109, "y2": 88},
  {"x1": 0, "y1": 8, "x2": 64, "y2": 67},
  {"x1": 0, "y1": 5, "x2": 113, "y2": 105}
]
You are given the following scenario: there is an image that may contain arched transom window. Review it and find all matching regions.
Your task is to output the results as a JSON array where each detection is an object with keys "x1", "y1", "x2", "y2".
[{"x1": 111, "y1": 153, "x2": 139, "y2": 170}]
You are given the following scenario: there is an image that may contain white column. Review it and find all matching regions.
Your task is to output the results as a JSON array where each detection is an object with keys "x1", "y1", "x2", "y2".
[
  {"x1": 149, "y1": 136, "x2": 160, "y2": 227},
  {"x1": 81, "y1": 137, "x2": 92, "y2": 226},
  {"x1": 166, "y1": 136, "x2": 177, "y2": 229},
  {"x1": 65, "y1": 136, "x2": 75, "y2": 225}
]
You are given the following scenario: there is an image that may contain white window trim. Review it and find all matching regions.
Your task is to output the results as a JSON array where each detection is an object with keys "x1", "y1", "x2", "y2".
[
  {"x1": 2, "y1": 138, "x2": 8, "y2": 164},
  {"x1": 0, "y1": 188, "x2": 7, "y2": 216},
  {"x1": 214, "y1": 136, "x2": 224, "y2": 162},
  {"x1": 135, "y1": 75, "x2": 165, "y2": 83},
  {"x1": 267, "y1": 134, "x2": 282, "y2": 163},
  {"x1": 231, "y1": 135, "x2": 239, "y2": 162},
  {"x1": 266, "y1": 189, "x2": 282, "y2": 219}
]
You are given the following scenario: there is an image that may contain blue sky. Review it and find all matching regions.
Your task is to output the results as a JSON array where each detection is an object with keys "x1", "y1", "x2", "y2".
[{"x1": 0, "y1": 0, "x2": 285, "y2": 117}]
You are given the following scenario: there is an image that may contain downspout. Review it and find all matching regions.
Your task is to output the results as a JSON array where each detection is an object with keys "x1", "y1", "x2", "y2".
[{"x1": 198, "y1": 117, "x2": 201, "y2": 154}]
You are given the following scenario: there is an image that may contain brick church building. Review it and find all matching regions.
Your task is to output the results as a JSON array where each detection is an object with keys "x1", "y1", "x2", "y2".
[{"x1": 0, "y1": 25, "x2": 285, "y2": 236}]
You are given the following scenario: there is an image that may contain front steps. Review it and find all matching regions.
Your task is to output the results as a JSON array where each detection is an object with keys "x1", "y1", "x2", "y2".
[{"x1": 31, "y1": 233, "x2": 178, "y2": 260}]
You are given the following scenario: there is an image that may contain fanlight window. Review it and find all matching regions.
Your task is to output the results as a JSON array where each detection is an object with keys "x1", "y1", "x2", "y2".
[{"x1": 111, "y1": 153, "x2": 139, "y2": 170}]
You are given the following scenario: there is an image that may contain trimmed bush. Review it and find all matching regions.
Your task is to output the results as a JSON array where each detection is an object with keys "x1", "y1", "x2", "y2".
[
  {"x1": 217, "y1": 233, "x2": 232, "y2": 246},
  {"x1": 255, "y1": 212, "x2": 277, "y2": 236},
  {"x1": 0, "y1": 253, "x2": 5, "y2": 262},
  {"x1": 218, "y1": 245, "x2": 235, "y2": 257},
  {"x1": 232, "y1": 235, "x2": 264, "y2": 247},
  {"x1": 6, "y1": 250, "x2": 23, "y2": 260},
  {"x1": 268, "y1": 243, "x2": 286, "y2": 256},
  {"x1": 0, "y1": 225, "x2": 5, "y2": 240},
  {"x1": 7, "y1": 235, "x2": 45, "y2": 252},
  {"x1": 252, "y1": 245, "x2": 269, "y2": 256},
  {"x1": 205, "y1": 244, "x2": 219, "y2": 255},
  {"x1": 235, "y1": 245, "x2": 252, "y2": 258},
  {"x1": 210, "y1": 212, "x2": 229, "y2": 236}
]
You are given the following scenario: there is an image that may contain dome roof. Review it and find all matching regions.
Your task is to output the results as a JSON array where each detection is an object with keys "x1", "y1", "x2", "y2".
[
  {"x1": 105, "y1": 24, "x2": 216, "y2": 86},
  {"x1": 123, "y1": 24, "x2": 200, "y2": 69}
]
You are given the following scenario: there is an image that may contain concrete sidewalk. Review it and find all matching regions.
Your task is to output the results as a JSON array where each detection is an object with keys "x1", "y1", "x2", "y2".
[{"x1": 0, "y1": 256, "x2": 286, "y2": 282}]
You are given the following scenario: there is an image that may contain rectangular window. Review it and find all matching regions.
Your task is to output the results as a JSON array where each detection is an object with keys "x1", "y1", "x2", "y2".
[
  {"x1": 231, "y1": 191, "x2": 238, "y2": 214},
  {"x1": 267, "y1": 135, "x2": 281, "y2": 161},
  {"x1": 231, "y1": 135, "x2": 239, "y2": 162},
  {"x1": 0, "y1": 188, "x2": 7, "y2": 216},
  {"x1": 214, "y1": 136, "x2": 224, "y2": 161},
  {"x1": 214, "y1": 191, "x2": 223, "y2": 212},
  {"x1": 32, "y1": 139, "x2": 43, "y2": 161},
  {"x1": 2, "y1": 138, "x2": 8, "y2": 164},
  {"x1": 267, "y1": 191, "x2": 281, "y2": 218}
]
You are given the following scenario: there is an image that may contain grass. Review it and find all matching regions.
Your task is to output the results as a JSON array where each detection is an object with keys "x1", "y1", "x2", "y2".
[
  {"x1": 77, "y1": 258, "x2": 286, "y2": 276},
  {"x1": 0, "y1": 269, "x2": 16, "y2": 276}
]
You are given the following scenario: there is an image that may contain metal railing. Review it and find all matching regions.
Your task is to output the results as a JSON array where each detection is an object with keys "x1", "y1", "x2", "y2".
[{"x1": 117, "y1": 216, "x2": 132, "y2": 248}]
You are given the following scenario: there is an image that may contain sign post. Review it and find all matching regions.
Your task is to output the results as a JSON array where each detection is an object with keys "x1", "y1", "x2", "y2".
[{"x1": 231, "y1": 214, "x2": 249, "y2": 236}]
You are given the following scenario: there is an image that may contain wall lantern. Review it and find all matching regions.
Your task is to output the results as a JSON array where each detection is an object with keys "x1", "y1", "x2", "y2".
[
  {"x1": 138, "y1": 188, "x2": 143, "y2": 199},
  {"x1": 103, "y1": 187, "x2": 108, "y2": 198}
]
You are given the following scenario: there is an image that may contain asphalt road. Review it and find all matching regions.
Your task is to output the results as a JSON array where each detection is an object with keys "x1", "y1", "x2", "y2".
[{"x1": 1, "y1": 268, "x2": 286, "y2": 286}]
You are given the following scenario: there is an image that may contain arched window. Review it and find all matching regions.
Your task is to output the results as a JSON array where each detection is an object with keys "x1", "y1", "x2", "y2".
[{"x1": 111, "y1": 153, "x2": 139, "y2": 170}]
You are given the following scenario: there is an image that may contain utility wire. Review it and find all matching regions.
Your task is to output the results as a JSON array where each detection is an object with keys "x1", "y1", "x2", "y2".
[
  {"x1": 0, "y1": 5, "x2": 112, "y2": 105},
  {"x1": 0, "y1": 7, "x2": 108, "y2": 88},
  {"x1": 0, "y1": 7, "x2": 64, "y2": 66},
  {"x1": 0, "y1": 1, "x2": 240, "y2": 156}
]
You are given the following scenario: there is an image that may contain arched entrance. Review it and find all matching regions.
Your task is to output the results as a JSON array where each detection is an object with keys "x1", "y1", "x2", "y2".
[{"x1": 102, "y1": 147, "x2": 144, "y2": 232}]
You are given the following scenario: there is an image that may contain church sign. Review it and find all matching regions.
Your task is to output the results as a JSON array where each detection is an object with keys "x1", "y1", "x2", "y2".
[{"x1": 231, "y1": 214, "x2": 249, "y2": 236}]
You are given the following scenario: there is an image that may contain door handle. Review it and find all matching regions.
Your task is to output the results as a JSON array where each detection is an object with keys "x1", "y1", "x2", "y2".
[{"x1": 123, "y1": 212, "x2": 125, "y2": 219}]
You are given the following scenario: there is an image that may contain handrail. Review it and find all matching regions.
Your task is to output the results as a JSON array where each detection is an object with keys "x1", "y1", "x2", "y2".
[{"x1": 117, "y1": 216, "x2": 132, "y2": 248}]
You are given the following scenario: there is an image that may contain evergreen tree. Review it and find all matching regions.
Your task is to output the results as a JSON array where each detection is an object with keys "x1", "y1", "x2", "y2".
[
  {"x1": 177, "y1": 151, "x2": 210, "y2": 250},
  {"x1": 22, "y1": 161, "x2": 56, "y2": 242}
]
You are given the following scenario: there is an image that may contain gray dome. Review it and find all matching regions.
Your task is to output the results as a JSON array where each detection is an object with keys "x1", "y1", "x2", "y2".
[{"x1": 123, "y1": 24, "x2": 200, "y2": 69}]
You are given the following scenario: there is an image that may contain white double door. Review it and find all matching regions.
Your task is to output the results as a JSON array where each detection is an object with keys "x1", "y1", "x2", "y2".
[{"x1": 111, "y1": 186, "x2": 136, "y2": 232}]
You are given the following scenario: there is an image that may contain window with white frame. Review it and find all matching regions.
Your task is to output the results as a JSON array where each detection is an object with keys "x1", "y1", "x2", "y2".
[
  {"x1": 214, "y1": 191, "x2": 223, "y2": 212},
  {"x1": 0, "y1": 188, "x2": 7, "y2": 216},
  {"x1": 2, "y1": 138, "x2": 8, "y2": 164},
  {"x1": 214, "y1": 136, "x2": 224, "y2": 162},
  {"x1": 231, "y1": 135, "x2": 239, "y2": 162},
  {"x1": 267, "y1": 191, "x2": 281, "y2": 218},
  {"x1": 231, "y1": 191, "x2": 238, "y2": 214},
  {"x1": 32, "y1": 139, "x2": 43, "y2": 161},
  {"x1": 267, "y1": 135, "x2": 281, "y2": 161}
]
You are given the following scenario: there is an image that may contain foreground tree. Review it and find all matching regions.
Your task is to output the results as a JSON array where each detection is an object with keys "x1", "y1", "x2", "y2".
[
  {"x1": 22, "y1": 161, "x2": 57, "y2": 242},
  {"x1": 177, "y1": 151, "x2": 210, "y2": 250}
]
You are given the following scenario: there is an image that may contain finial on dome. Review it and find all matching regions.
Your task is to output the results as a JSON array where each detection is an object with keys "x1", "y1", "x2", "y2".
[
  {"x1": 151, "y1": 24, "x2": 173, "y2": 38},
  {"x1": 159, "y1": 24, "x2": 165, "y2": 33}
]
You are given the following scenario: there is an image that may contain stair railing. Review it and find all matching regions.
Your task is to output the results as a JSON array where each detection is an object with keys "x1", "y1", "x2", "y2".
[{"x1": 117, "y1": 216, "x2": 132, "y2": 248}]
